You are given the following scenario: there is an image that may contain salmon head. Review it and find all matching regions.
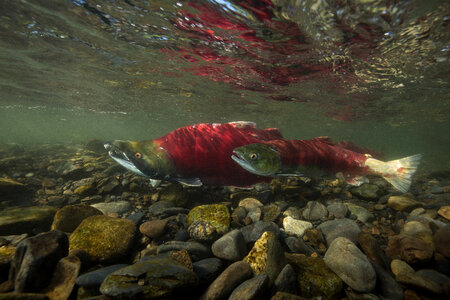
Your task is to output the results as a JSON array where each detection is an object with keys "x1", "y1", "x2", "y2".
[
  {"x1": 232, "y1": 143, "x2": 281, "y2": 176},
  {"x1": 104, "y1": 140, "x2": 176, "y2": 180}
]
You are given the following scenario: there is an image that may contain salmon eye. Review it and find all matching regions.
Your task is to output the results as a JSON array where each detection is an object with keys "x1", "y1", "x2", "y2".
[
  {"x1": 135, "y1": 152, "x2": 143, "y2": 159},
  {"x1": 250, "y1": 153, "x2": 258, "y2": 160}
]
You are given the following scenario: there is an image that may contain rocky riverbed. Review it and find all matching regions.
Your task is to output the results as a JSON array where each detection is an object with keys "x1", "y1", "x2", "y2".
[{"x1": 0, "y1": 140, "x2": 449, "y2": 299}]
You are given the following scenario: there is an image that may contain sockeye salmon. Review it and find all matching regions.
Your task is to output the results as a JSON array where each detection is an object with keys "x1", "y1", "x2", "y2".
[
  {"x1": 232, "y1": 138, "x2": 422, "y2": 193},
  {"x1": 104, "y1": 121, "x2": 283, "y2": 187}
]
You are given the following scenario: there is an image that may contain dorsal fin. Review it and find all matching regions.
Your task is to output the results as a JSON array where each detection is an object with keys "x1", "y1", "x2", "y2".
[{"x1": 227, "y1": 121, "x2": 257, "y2": 128}]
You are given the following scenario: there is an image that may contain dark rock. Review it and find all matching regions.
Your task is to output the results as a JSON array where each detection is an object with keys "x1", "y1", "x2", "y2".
[
  {"x1": 193, "y1": 258, "x2": 224, "y2": 285},
  {"x1": 157, "y1": 240, "x2": 212, "y2": 261},
  {"x1": 302, "y1": 201, "x2": 328, "y2": 220},
  {"x1": 126, "y1": 211, "x2": 145, "y2": 225},
  {"x1": 0, "y1": 206, "x2": 57, "y2": 235},
  {"x1": 262, "y1": 204, "x2": 281, "y2": 222},
  {"x1": 231, "y1": 206, "x2": 247, "y2": 225},
  {"x1": 317, "y1": 218, "x2": 361, "y2": 246},
  {"x1": 159, "y1": 183, "x2": 189, "y2": 207},
  {"x1": 416, "y1": 269, "x2": 450, "y2": 286},
  {"x1": 273, "y1": 264, "x2": 298, "y2": 295},
  {"x1": 324, "y1": 237, "x2": 376, "y2": 293},
  {"x1": 9, "y1": 230, "x2": 68, "y2": 292},
  {"x1": 76, "y1": 264, "x2": 129, "y2": 288},
  {"x1": 174, "y1": 229, "x2": 190, "y2": 241},
  {"x1": 286, "y1": 253, "x2": 343, "y2": 299},
  {"x1": 200, "y1": 260, "x2": 252, "y2": 300},
  {"x1": 240, "y1": 220, "x2": 281, "y2": 243},
  {"x1": 302, "y1": 229, "x2": 327, "y2": 254},
  {"x1": 358, "y1": 232, "x2": 389, "y2": 269},
  {"x1": 284, "y1": 237, "x2": 315, "y2": 255},
  {"x1": 271, "y1": 291, "x2": 309, "y2": 300},
  {"x1": 385, "y1": 234, "x2": 433, "y2": 264},
  {"x1": 51, "y1": 204, "x2": 102, "y2": 233},
  {"x1": 434, "y1": 227, "x2": 450, "y2": 259},
  {"x1": 345, "y1": 290, "x2": 379, "y2": 300},
  {"x1": 147, "y1": 201, "x2": 174, "y2": 216},
  {"x1": 69, "y1": 215, "x2": 136, "y2": 264},
  {"x1": 100, "y1": 257, "x2": 198, "y2": 299},
  {"x1": 139, "y1": 218, "x2": 170, "y2": 239},
  {"x1": 229, "y1": 274, "x2": 269, "y2": 300},
  {"x1": 0, "y1": 178, "x2": 28, "y2": 195},
  {"x1": 43, "y1": 255, "x2": 81, "y2": 300},
  {"x1": 350, "y1": 184, "x2": 382, "y2": 200},
  {"x1": 211, "y1": 229, "x2": 247, "y2": 261},
  {"x1": 371, "y1": 262, "x2": 404, "y2": 300},
  {"x1": 98, "y1": 179, "x2": 120, "y2": 194},
  {"x1": 0, "y1": 293, "x2": 50, "y2": 299},
  {"x1": 326, "y1": 203, "x2": 348, "y2": 219}
]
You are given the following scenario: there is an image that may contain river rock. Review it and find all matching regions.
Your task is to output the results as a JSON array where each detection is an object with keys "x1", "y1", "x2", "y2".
[
  {"x1": 0, "y1": 206, "x2": 57, "y2": 235},
  {"x1": 187, "y1": 204, "x2": 230, "y2": 235},
  {"x1": 346, "y1": 203, "x2": 374, "y2": 223},
  {"x1": 302, "y1": 201, "x2": 328, "y2": 221},
  {"x1": 75, "y1": 264, "x2": 129, "y2": 288},
  {"x1": 385, "y1": 234, "x2": 433, "y2": 264},
  {"x1": 240, "y1": 221, "x2": 281, "y2": 243},
  {"x1": 324, "y1": 237, "x2": 376, "y2": 293},
  {"x1": 395, "y1": 271, "x2": 443, "y2": 294},
  {"x1": 371, "y1": 262, "x2": 404, "y2": 300},
  {"x1": 434, "y1": 227, "x2": 450, "y2": 258},
  {"x1": 100, "y1": 257, "x2": 198, "y2": 299},
  {"x1": 438, "y1": 206, "x2": 450, "y2": 220},
  {"x1": 283, "y1": 216, "x2": 312, "y2": 237},
  {"x1": 139, "y1": 218, "x2": 170, "y2": 239},
  {"x1": 188, "y1": 220, "x2": 220, "y2": 242},
  {"x1": 350, "y1": 184, "x2": 381, "y2": 200},
  {"x1": 0, "y1": 178, "x2": 27, "y2": 194},
  {"x1": 327, "y1": 203, "x2": 348, "y2": 219},
  {"x1": 51, "y1": 204, "x2": 102, "y2": 233},
  {"x1": 69, "y1": 215, "x2": 136, "y2": 264},
  {"x1": 273, "y1": 264, "x2": 298, "y2": 295},
  {"x1": 390, "y1": 259, "x2": 415, "y2": 277},
  {"x1": 262, "y1": 204, "x2": 281, "y2": 222},
  {"x1": 239, "y1": 198, "x2": 264, "y2": 211},
  {"x1": 157, "y1": 240, "x2": 212, "y2": 261},
  {"x1": 388, "y1": 195, "x2": 423, "y2": 212},
  {"x1": 193, "y1": 258, "x2": 224, "y2": 285},
  {"x1": 200, "y1": 260, "x2": 252, "y2": 300},
  {"x1": 285, "y1": 253, "x2": 343, "y2": 299},
  {"x1": 159, "y1": 183, "x2": 189, "y2": 207},
  {"x1": 229, "y1": 274, "x2": 269, "y2": 300},
  {"x1": 43, "y1": 255, "x2": 81, "y2": 300},
  {"x1": 245, "y1": 231, "x2": 286, "y2": 286},
  {"x1": 357, "y1": 232, "x2": 389, "y2": 269},
  {"x1": 0, "y1": 293, "x2": 50, "y2": 299},
  {"x1": 211, "y1": 229, "x2": 247, "y2": 261},
  {"x1": 91, "y1": 201, "x2": 131, "y2": 215},
  {"x1": 9, "y1": 230, "x2": 68, "y2": 292},
  {"x1": 317, "y1": 218, "x2": 361, "y2": 246}
]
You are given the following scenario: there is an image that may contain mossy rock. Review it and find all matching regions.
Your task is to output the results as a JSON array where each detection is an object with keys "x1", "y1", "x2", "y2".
[
  {"x1": 69, "y1": 215, "x2": 136, "y2": 263},
  {"x1": 51, "y1": 204, "x2": 103, "y2": 233},
  {"x1": 0, "y1": 206, "x2": 57, "y2": 235},
  {"x1": 159, "y1": 183, "x2": 189, "y2": 207},
  {"x1": 187, "y1": 204, "x2": 230, "y2": 235},
  {"x1": 286, "y1": 253, "x2": 343, "y2": 299}
]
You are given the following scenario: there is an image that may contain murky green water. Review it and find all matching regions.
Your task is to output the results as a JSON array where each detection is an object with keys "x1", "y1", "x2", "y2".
[{"x1": 1, "y1": 0, "x2": 449, "y2": 171}]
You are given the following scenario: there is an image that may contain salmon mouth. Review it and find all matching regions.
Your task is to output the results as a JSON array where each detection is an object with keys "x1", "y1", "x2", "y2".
[
  {"x1": 231, "y1": 150, "x2": 262, "y2": 176},
  {"x1": 104, "y1": 143, "x2": 147, "y2": 177}
]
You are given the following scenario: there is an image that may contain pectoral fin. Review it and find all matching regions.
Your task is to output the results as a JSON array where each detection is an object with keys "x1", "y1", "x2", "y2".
[
  {"x1": 176, "y1": 177, "x2": 203, "y2": 187},
  {"x1": 149, "y1": 179, "x2": 162, "y2": 187}
]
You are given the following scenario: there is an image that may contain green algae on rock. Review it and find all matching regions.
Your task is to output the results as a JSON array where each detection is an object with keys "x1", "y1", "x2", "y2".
[
  {"x1": 244, "y1": 231, "x2": 286, "y2": 286},
  {"x1": 100, "y1": 257, "x2": 198, "y2": 299},
  {"x1": 286, "y1": 253, "x2": 343, "y2": 299},
  {"x1": 69, "y1": 215, "x2": 136, "y2": 264},
  {"x1": 187, "y1": 204, "x2": 230, "y2": 235},
  {"x1": 51, "y1": 204, "x2": 103, "y2": 233},
  {"x1": 0, "y1": 206, "x2": 57, "y2": 235}
]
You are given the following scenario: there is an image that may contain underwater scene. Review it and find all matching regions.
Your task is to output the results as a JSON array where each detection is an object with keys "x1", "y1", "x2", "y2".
[{"x1": 0, "y1": 0, "x2": 449, "y2": 299}]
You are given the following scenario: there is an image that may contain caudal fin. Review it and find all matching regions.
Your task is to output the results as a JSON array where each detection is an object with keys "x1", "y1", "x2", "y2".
[{"x1": 365, "y1": 154, "x2": 422, "y2": 193}]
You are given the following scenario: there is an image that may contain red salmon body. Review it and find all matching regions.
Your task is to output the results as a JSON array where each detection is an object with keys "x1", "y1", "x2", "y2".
[{"x1": 154, "y1": 122, "x2": 283, "y2": 186}]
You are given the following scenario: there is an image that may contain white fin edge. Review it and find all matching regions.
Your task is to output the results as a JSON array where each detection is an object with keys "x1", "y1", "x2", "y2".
[{"x1": 365, "y1": 154, "x2": 422, "y2": 193}]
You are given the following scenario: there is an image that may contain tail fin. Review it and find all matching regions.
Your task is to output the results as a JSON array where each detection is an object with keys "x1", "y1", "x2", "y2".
[{"x1": 365, "y1": 154, "x2": 422, "y2": 193}]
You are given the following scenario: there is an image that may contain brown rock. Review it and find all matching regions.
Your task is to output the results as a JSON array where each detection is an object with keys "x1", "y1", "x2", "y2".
[
  {"x1": 271, "y1": 291, "x2": 309, "y2": 300},
  {"x1": 43, "y1": 255, "x2": 81, "y2": 300},
  {"x1": 387, "y1": 196, "x2": 423, "y2": 212},
  {"x1": 434, "y1": 227, "x2": 450, "y2": 258},
  {"x1": 386, "y1": 234, "x2": 433, "y2": 264},
  {"x1": 358, "y1": 232, "x2": 389, "y2": 269},
  {"x1": 51, "y1": 204, "x2": 103, "y2": 233},
  {"x1": 438, "y1": 206, "x2": 450, "y2": 220},
  {"x1": 139, "y1": 218, "x2": 170, "y2": 239}
]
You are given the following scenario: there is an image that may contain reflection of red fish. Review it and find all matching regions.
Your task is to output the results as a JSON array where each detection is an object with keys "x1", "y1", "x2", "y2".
[
  {"x1": 232, "y1": 138, "x2": 422, "y2": 192},
  {"x1": 105, "y1": 122, "x2": 283, "y2": 187}
]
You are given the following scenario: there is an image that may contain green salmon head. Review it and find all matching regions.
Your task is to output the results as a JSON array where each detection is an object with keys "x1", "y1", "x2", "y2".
[
  {"x1": 232, "y1": 143, "x2": 281, "y2": 176},
  {"x1": 104, "y1": 140, "x2": 175, "y2": 180}
]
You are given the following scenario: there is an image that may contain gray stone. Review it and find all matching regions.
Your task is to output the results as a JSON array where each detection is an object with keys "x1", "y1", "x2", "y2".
[
  {"x1": 416, "y1": 269, "x2": 450, "y2": 286},
  {"x1": 283, "y1": 216, "x2": 312, "y2": 237},
  {"x1": 324, "y1": 237, "x2": 376, "y2": 293},
  {"x1": 246, "y1": 207, "x2": 262, "y2": 223},
  {"x1": 193, "y1": 258, "x2": 224, "y2": 285},
  {"x1": 284, "y1": 237, "x2": 315, "y2": 255},
  {"x1": 200, "y1": 260, "x2": 252, "y2": 300},
  {"x1": 240, "y1": 221, "x2": 280, "y2": 243},
  {"x1": 317, "y1": 218, "x2": 361, "y2": 246},
  {"x1": 327, "y1": 203, "x2": 348, "y2": 219},
  {"x1": 350, "y1": 184, "x2": 381, "y2": 200},
  {"x1": 229, "y1": 274, "x2": 269, "y2": 300},
  {"x1": 147, "y1": 201, "x2": 175, "y2": 216},
  {"x1": 100, "y1": 257, "x2": 198, "y2": 298},
  {"x1": 9, "y1": 230, "x2": 69, "y2": 292},
  {"x1": 371, "y1": 262, "x2": 403, "y2": 300},
  {"x1": 345, "y1": 203, "x2": 374, "y2": 223},
  {"x1": 157, "y1": 240, "x2": 212, "y2": 261},
  {"x1": 76, "y1": 264, "x2": 129, "y2": 288},
  {"x1": 302, "y1": 201, "x2": 328, "y2": 220},
  {"x1": 273, "y1": 264, "x2": 297, "y2": 295},
  {"x1": 211, "y1": 229, "x2": 247, "y2": 261},
  {"x1": 91, "y1": 201, "x2": 131, "y2": 215}
]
